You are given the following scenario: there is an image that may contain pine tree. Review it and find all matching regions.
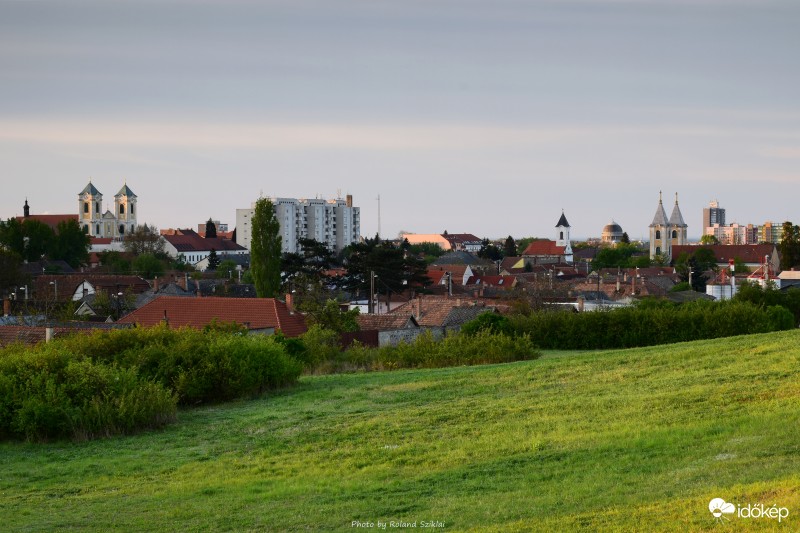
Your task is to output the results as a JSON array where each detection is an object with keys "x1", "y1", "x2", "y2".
[
  {"x1": 504, "y1": 235, "x2": 516, "y2": 257},
  {"x1": 205, "y1": 218, "x2": 217, "y2": 239},
  {"x1": 206, "y1": 248, "x2": 220, "y2": 271},
  {"x1": 250, "y1": 197, "x2": 282, "y2": 297}
]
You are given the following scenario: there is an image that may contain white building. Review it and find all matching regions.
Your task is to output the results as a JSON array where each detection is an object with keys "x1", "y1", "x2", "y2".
[{"x1": 236, "y1": 195, "x2": 360, "y2": 253}]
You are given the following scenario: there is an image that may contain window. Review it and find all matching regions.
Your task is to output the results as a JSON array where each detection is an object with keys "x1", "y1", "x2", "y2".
[
  {"x1": 672, "y1": 230, "x2": 677, "y2": 238},
  {"x1": 655, "y1": 230, "x2": 661, "y2": 240},
  {"x1": 96, "y1": 224, "x2": 100, "y2": 235},
  {"x1": 119, "y1": 224, "x2": 125, "y2": 235},
  {"x1": 119, "y1": 204, "x2": 125, "y2": 215},
  {"x1": 83, "y1": 225, "x2": 89, "y2": 234},
  {"x1": 130, "y1": 204, "x2": 134, "y2": 215},
  {"x1": 95, "y1": 202, "x2": 100, "y2": 214},
  {"x1": 84, "y1": 202, "x2": 89, "y2": 213},
  {"x1": 560, "y1": 231, "x2": 564, "y2": 240},
  {"x1": 656, "y1": 246, "x2": 661, "y2": 255}
]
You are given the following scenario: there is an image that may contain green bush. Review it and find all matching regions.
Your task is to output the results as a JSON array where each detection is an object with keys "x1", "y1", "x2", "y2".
[
  {"x1": 0, "y1": 325, "x2": 304, "y2": 440},
  {"x1": 307, "y1": 329, "x2": 540, "y2": 373},
  {"x1": 0, "y1": 344, "x2": 176, "y2": 441},
  {"x1": 461, "y1": 312, "x2": 515, "y2": 336},
  {"x1": 508, "y1": 299, "x2": 792, "y2": 350},
  {"x1": 299, "y1": 325, "x2": 342, "y2": 371}
]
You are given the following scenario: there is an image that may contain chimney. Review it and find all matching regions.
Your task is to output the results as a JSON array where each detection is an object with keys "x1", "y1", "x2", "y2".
[
  {"x1": 285, "y1": 293, "x2": 294, "y2": 313},
  {"x1": 3, "y1": 297, "x2": 9, "y2": 317},
  {"x1": 153, "y1": 277, "x2": 159, "y2": 292},
  {"x1": 184, "y1": 273, "x2": 189, "y2": 291},
  {"x1": 415, "y1": 296, "x2": 421, "y2": 320}
]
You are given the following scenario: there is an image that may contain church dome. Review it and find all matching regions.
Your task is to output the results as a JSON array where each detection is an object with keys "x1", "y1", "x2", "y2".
[{"x1": 601, "y1": 221, "x2": 624, "y2": 243}]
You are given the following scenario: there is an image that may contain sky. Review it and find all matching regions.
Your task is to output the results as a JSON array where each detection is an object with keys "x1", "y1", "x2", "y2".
[{"x1": 1, "y1": 0, "x2": 799, "y2": 241}]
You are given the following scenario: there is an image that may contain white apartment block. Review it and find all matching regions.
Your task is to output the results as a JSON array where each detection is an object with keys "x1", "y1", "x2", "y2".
[{"x1": 236, "y1": 195, "x2": 360, "y2": 254}]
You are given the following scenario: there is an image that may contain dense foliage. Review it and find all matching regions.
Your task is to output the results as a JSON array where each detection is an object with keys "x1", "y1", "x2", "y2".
[
  {"x1": 0, "y1": 217, "x2": 90, "y2": 268},
  {"x1": 0, "y1": 326, "x2": 303, "y2": 441},
  {"x1": 300, "y1": 327, "x2": 540, "y2": 374},
  {"x1": 509, "y1": 299, "x2": 793, "y2": 350},
  {"x1": 250, "y1": 197, "x2": 283, "y2": 298}
]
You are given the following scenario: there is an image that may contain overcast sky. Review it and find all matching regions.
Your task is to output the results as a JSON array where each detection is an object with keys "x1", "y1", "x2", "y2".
[{"x1": 2, "y1": 0, "x2": 798, "y2": 241}]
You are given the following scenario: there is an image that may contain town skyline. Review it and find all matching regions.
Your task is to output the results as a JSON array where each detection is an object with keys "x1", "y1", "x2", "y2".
[{"x1": 2, "y1": 1, "x2": 798, "y2": 239}]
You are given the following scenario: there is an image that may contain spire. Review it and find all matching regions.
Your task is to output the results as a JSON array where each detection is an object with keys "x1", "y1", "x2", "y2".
[
  {"x1": 80, "y1": 180, "x2": 101, "y2": 196},
  {"x1": 669, "y1": 192, "x2": 687, "y2": 227},
  {"x1": 650, "y1": 193, "x2": 668, "y2": 227},
  {"x1": 23, "y1": 198, "x2": 30, "y2": 218},
  {"x1": 555, "y1": 210, "x2": 570, "y2": 228}
]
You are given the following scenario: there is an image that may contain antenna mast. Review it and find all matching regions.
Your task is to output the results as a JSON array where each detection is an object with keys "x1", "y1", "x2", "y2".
[{"x1": 376, "y1": 194, "x2": 381, "y2": 238}]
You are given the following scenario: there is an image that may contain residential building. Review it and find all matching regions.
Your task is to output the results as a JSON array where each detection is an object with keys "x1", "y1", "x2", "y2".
[
  {"x1": 118, "y1": 296, "x2": 307, "y2": 336},
  {"x1": 706, "y1": 223, "x2": 759, "y2": 245},
  {"x1": 649, "y1": 192, "x2": 687, "y2": 261},
  {"x1": 236, "y1": 195, "x2": 360, "y2": 254},
  {"x1": 758, "y1": 222, "x2": 784, "y2": 245},
  {"x1": 671, "y1": 244, "x2": 780, "y2": 272},
  {"x1": 400, "y1": 233, "x2": 483, "y2": 252},
  {"x1": 161, "y1": 229, "x2": 247, "y2": 269}
]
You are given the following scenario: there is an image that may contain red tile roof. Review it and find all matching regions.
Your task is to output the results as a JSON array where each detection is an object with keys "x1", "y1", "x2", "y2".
[
  {"x1": 15, "y1": 214, "x2": 76, "y2": 230},
  {"x1": 522, "y1": 240, "x2": 566, "y2": 257},
  {"x1": 118, "y1": 296, "x2": 307, "y2": 337},
  {"x1": 465, "y1": 275, "x2": 517, "y2": 288},
  {"x1": 672, "y1": 244, "x2": 777, "y2": 265},
  {"x1": 162, "y1": 229, "x2": 246, "y2": 253},
  {"x1": 357, "y1": 314, "x2": 418, "y2": 331}
]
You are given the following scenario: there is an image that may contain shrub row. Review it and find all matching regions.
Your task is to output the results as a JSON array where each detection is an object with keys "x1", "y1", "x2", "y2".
[
  {"x1": 0, "y1": 325, "x2": 303, "y2": 441},
  {"x1": 508, "y1": 300, "x2": 794, "y2": 350},
  {"x1": 301, "y1": 326, "x2": 541, "y2": 374}
]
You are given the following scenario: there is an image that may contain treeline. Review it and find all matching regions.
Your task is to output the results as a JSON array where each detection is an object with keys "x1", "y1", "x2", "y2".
[
  {"x1": 0, "y1": 326, "x2": 302, "y2": 441},
  {"x1": 507, "y1": 299, "x2": 794, "y2": 350}
]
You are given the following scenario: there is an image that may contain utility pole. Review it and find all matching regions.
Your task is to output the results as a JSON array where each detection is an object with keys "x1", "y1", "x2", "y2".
[
  {"x1": 376, "y1": 195, "x2": 381, "y2": 238},
  {"x1": 369, "y1": 270, "x2": 375, "y2": 314}
]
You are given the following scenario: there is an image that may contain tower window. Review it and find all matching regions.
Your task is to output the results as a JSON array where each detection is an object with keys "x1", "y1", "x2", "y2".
[
  {"x1": 120, "y1": 204, "x2": 125, "y2": 215},
  {"x1": 96, "y1": 224, "x2": 100, "y2": 235},
  {"x1": 83, "y1": 225, "x2": 89, "y2": 234},
  {"x1": 655, "y1": 230, "x2": 661, "y2": 240},
  {"x1": 119, "y1": 224, "x2": 125, "y2": 235},
  {"x1": 560, "y1": 231, "x2": 564, "y2": 240},
  {"x1": 84, "y1": 202, "x2": 89, "y2": 213},
  {"x1": 672, "y1": 230, "x2": 677, "y2": 238},
  {"x1": 131, "y1": 204, "x2": 135, "y2": 215},
  {"x1": 95, "y1": 202, "x2": 100, "y2": 214},
  {"x1": 656, "y1": 246, "x2": 661, "y2": 255}
]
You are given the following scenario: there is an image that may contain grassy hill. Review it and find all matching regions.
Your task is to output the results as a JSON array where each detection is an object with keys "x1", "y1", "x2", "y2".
[{"x1": 2, "y1": 330, "x2": 799, "y2": 531}]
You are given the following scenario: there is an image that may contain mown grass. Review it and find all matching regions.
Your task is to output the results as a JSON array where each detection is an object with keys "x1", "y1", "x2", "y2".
[{"x1": 1, "y1": 330, "x2": 799, "y2": 531}]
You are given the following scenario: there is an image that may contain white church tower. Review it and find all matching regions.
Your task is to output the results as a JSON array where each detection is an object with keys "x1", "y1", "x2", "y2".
[
  {"x1": 114, "y1": 182, "x2": 138, "y2": 237},
  {"x1": 78, "y1": 180, "x2": 103, "y2": 236},
  {"x1": 555, "y1": 210, "x2": 573, "y2": 264},
  {"x1": 649, "y1": 192, "x2": 687, "y2": 261}
]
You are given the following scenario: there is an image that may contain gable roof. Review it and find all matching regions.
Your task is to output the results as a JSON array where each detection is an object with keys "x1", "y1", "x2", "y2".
[
  {"x1": 465, "y1": 275, "x2": 517, "y2": 288},
  {"x1": 118, "y1": 296, "x2": 307, "y2": 336},
  {"x1": 389, "y1": 296, "x2": 498, "y2": 327},
  {"x1": 357, "y1": 314, "x2": 419, "y2": 331},
  {"x1": 15, "y1": 214, "x2": 76, "y2": 231},
  {"x1": 522, "y1": 240, "x2": 566, "y2": 257},
  {"x1": 162, "y1": 229, "x2": 246, "y2": 254},
  {"x1": 671, "y1": 244, "x2": 778, "y2": 265},
  {"x1": 35, "y1": 274, "x2": 151, "y2": 301}
]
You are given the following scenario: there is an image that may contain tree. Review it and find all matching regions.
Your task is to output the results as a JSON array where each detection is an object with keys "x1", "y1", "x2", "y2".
[
  {"x1": 123, "y1": 224, "x2": 166, "y2": 256},
  {"x1": 205, "y1": 218, "x2": 217, "y2": 239},
  {"x1": 132, "y1": 253, "x2": 165, "y2": 279},
  {"x1": 504, "y1": 236, "x2": 517, "y2": 257},
  {"x1": 780, "y1": 221, "x2": 800, "y2": 270},
  {"x1": 342, "y1": 237, "x2": 430, "y2": 302},
  {"x1": 304, "y1": 299, "x2": 360, "y2": 334},
  {"x1": 206, "y1": 249, "x2": 220, "y2": 271},
  {"x1": 620, "y1": 232, "x2": 630, "y2": 244},
  {"x1": 699, "y1": 234, "x2": 720, "y2": 245},
  {"x1": 250, "y1": 197, "x2": 282, "y2": 298},
  {"x1": 477, "y1": 238, "x2": 503, "y2": 261},
  {"x1": 675, "y1": 247, "x2": 718, "y2": 292},
  {"x1": 0, "y1": 249, "x2": 27, "y2": 297},
  {"x1": 99, "y1": 251, "x2": 132, "y2": 274},
  {"x1": 49, "y1": 219, "x2": 90, "y2": 268},
  {"x1": 217, "y1": 259, "x2": 238, "y2": 279}
]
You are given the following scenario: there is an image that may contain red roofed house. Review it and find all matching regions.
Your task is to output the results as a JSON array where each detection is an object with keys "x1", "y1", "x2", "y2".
[
  {"x1": 521, "y1": 212, "x2": 574, "y2": 265},
  {"x1": 671, "y1": 244, "x2": 780, "y2": 272},
  {"x1": 118, "y1": 296, "x2": 307, "y2": 337},
  {"x1": 161, "y1": 229, "x2": 247, "y2": 270}
]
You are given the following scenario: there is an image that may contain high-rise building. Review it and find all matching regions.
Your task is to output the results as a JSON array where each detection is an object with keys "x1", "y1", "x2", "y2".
[
  {"x1": 236, "y1": 195, "x2": 360, "y2": 254},
  {"x1": 703, "y1": 200, "x2": 726, "y2": 229}
]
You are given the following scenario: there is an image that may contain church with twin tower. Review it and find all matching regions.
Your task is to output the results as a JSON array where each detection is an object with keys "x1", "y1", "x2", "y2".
[
  {"x1": 77, "y1": 180, "x2": 138, "y2": 238},
  {"x1": 649, "y1": 192, "x2": 687, "y2": 261}
]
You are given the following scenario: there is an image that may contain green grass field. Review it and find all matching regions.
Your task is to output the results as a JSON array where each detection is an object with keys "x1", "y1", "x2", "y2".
[{"x1": 2, "y1": 330, "x2": 799, "y2": 532}]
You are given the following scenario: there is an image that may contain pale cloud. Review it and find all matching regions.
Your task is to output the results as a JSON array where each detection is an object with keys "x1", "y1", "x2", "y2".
[{"x1": 756, "y1": 146, "x2": 800, "y2": 159}]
